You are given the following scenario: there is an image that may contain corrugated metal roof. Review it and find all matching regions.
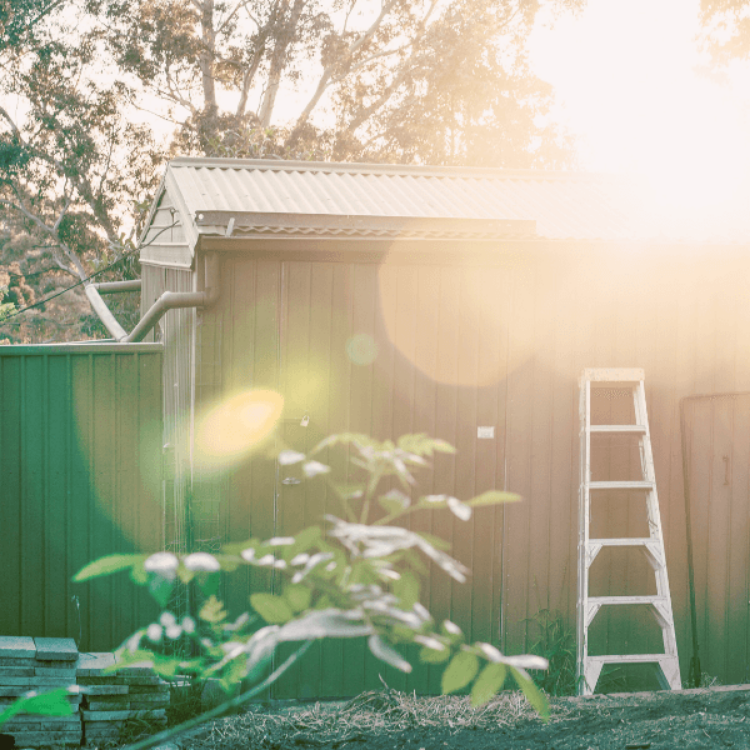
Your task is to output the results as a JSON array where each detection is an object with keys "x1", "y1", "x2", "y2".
[
  {"x1": 142, "y1": 157, "x2": 750, "y2": 256},
  {"x1": 160, "y1": 157, "x2": 643, "y2": 242}
]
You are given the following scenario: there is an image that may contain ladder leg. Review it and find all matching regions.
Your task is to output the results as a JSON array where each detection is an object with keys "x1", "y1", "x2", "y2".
[{"x1": 583, "y1": 659, "x2": 604, "y2": 696}]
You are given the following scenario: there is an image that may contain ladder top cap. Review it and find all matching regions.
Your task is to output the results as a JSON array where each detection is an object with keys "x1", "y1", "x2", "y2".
[{"x1": 580, "y1": 368, "x2": 645, "y2": 383}]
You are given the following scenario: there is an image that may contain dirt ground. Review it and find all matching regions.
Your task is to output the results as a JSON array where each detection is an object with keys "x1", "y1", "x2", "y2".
[{"x1": 169, "y1": 685, "x2": 750, "y2": 750}]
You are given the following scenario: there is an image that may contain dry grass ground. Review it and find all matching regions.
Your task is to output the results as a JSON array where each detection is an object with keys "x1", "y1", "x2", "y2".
[{"x1": 95, "y1": 683, "x2": 750, "y2": 750}]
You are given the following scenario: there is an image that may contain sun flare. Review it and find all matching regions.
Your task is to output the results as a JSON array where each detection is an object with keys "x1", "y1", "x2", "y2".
[{"x1": 194, "y1": 389, "x2": 284, "y2": 469}]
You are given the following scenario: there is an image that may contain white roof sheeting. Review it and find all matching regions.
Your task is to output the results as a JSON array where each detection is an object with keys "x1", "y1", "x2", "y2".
[{"x1": 140, "y1": 157, "x2": 750, "y2": 265}]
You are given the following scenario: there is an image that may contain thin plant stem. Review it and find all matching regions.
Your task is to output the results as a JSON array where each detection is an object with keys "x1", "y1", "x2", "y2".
[{"x1": 121, "y1": 641, "x2": 313, "y2": 750}]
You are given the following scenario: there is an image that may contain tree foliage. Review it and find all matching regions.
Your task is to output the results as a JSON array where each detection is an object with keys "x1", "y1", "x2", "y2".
[
  {"x1": 0, "y1": 0, "x2": 580, "y2": 341},
  {"x1": 700, "y1": 0, "x2": 750, "y2": 63}
]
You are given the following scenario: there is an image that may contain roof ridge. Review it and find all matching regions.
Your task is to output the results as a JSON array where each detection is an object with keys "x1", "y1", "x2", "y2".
[{"x1": 167, "y1": 156, "x2": 615, "y2": 182}]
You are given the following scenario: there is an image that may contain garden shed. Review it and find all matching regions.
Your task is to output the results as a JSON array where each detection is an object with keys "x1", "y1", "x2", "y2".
[{"x1": 138, "y1": 157, "x2": 750, "y2": 697}]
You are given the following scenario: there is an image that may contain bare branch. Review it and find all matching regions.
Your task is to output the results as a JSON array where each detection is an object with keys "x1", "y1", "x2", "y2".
[
  {"x1": 348, "y1": 0, "x2": 398, "y2": 55},
  {"x1": 216, "y1": 0, "x2": 259, "y2": 35},
  {"x1": 258, "y1": 0, "x2": 308, "y2": 127},
  {"x1": 52, "y1": 194, "x2": 72, "y2": 233}
]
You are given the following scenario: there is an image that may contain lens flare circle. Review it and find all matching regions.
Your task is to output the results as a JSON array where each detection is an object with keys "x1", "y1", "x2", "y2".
[{"x1": 195, "y1": 389, "x2": 284, "y2": 468}]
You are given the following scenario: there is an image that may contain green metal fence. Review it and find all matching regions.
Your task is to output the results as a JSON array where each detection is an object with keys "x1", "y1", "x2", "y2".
[{"x1": 0, "y1": 344, "x2": 163, "y2": 652}]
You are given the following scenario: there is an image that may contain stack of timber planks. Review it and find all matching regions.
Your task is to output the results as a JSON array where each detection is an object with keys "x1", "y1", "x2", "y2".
[
  {"x1": 0, "y1": 636, "x2": 82, "y2": 747},
  {"x1": 76, "y1": 653, "x2": 169, "y2": 746}
]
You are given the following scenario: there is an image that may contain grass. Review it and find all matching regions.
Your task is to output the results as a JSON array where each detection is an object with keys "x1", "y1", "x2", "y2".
[{"x1": 182, "y1": 686, "x2": 551, "y2": 750}]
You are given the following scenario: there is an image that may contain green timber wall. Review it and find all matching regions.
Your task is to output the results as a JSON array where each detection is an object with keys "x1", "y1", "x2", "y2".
[
  {"x1": 143, "y1": 241, "x2": 750, "y2": 697},
  {"x1": 0, "y1": 343, "x2": 163, "y2": 652}
]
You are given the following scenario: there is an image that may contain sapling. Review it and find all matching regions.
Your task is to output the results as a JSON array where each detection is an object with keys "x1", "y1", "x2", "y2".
[{"x1": 70, "y1": 433, "x2": 549, "y2": 749}]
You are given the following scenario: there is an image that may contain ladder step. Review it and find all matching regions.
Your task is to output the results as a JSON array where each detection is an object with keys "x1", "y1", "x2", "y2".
[
  {"x1": 587, "y1": 654, "x2": 674, "y2": 665},
  {"x1": 589, "y1": 425, "x2": 647, "y2": 434},
  {"x1": 589, "y1": 481, "x2": 654, "y2": 491},
  {"x1": 589, "y1": 538, "x2": 653, "y2": 547},
  {"x1": 588, "y1": 595, "x2": 662, "y2": 607},
  {"x1": 581, "y1": 368, "x2": 644, "y2": 383}
]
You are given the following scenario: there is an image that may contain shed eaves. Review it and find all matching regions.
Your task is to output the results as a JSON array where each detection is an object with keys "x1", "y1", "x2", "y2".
[{"x1": 160, "y1": 158, "x2": 641, "y2": 243}]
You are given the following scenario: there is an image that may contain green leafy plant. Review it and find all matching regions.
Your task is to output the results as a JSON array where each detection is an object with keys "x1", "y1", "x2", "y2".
[
  {"x1": 526, "y1": 608, "x2": 577, "y2": 696},
  {"x1": 0, "y1": 688, "x2": 74, "y2": 729},
  {"x1": 73, "y1": 433, "x2": 549, "y2": 749}
]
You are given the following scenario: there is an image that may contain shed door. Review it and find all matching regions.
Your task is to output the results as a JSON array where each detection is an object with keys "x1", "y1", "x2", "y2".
[
  {"x1": 683, "y1": 395, "x2": 750, "y2": 684},
  {"x1": 270, "y1": 259, "x2": 510, "y2": 699}
]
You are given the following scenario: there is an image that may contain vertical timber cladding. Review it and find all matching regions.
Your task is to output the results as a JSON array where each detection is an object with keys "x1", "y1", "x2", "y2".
[
  {"x1": 202, "y1": 250, "x2": 515, "y2": 699},
  {"x1": 682, "y1": 394, "x2": 750, "y2": 686},
  {"x1": 0, "y1": 344, "x2": 163, "y2": 652},
  {"x1": 140, "y1": 263, "x2": 196, "y2": 559},
  {"x1": 198, "y1": 244, "x2": 750, "y2": 696}
]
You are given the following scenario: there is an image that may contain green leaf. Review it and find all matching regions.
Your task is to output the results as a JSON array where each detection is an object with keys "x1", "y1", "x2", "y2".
[
  {"x1": 251, "y1": 593, "x2": 294, "y2": 624},
  {"x1": 73, "y1": 554, "x2": 146, "y2": 582},
  {"x1": 368, "y1": 635, "x2": 412, "y2": 673},
  {"x1": 130, "y1": 561, "x2": 149, "y2": 585},
  {"x1": 466, "y1": 491, "x2": 521, "y2": 507},
  {"x1": 284, "y1": 584, "x2": 312, "y2": 613},
  {"x1": 378, "y1": 488, "x2": 411, "y2": 516},
  {"x1": 222, "y1": 537, "x2": 260, "y2": 556},
  {"x1": 197, "y1": 572, "x2": 220, "y2": 598},
  {"x1": 415, "y1": 531, "x2": 452, "y2": 552},
  {"x1": 510, "y1": 666, "x2": 550, "y2": 722},
  {"x1": 220, "y1": 654, "x2": 248, "y2": 690},
  {"x1": 441, "y1": 651, "x2": 479, "y2": 694},
  {"x1": 431, "y1": 439, "x2": 456, "y2": 454},
  {"x1": 199, "y1": 595, "x2": 227, "y2": 624},
  {"x1": 419, "y1": 645, "x2": 451, "y2": 664},
  {"x1": 312, "y1": 433, "x2": 372, "y2": 454},
  {"x1": 151, "y1": 655, "x2": 182, "y2": 679},
  {"x1": 148, "y1": 575, "x2": 173, "y2": 608},
  {"x1": 470, "y1": 663, "x2": 507, "y2": 707},
  {"x1": 393, "y1": 570, "x2": 420, "y2": 609},
  {"x1": 0, "y1": 688, "x2": 73, "y2": 727},
  {"x1": 288, "y1": 526, "x2": 322, "y2": 555}
]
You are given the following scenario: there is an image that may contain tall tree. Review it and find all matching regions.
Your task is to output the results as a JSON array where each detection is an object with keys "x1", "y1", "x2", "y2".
[
  {"x1": 97, "y1": 0, "x2": 579, "y2": 166},
  {"x1": 0, "y1": 0, "x2": 158, "y2": 341},
  {"x1": 1, "y1": 0, "x2": 580, "y2": 341}
]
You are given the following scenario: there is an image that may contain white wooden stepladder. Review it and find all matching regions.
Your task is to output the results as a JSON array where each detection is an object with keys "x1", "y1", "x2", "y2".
[{"x1": 577, "y1": 368, "x2": 681, "y2": 695}]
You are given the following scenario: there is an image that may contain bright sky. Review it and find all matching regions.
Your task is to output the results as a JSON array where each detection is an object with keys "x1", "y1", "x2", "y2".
[{"x1": 529, "y1": 0, "x2": 750, "y2": 220}]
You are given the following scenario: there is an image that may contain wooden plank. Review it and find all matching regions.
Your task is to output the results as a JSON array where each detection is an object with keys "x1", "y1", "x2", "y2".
[
  {"x1": 547, "y1": 255, "x2": 577, "y2": 631},
  {"x1": 468, "y1": 267, "x2": 501, "y2": 650},
  {"x1": 344, "y1": 263, "x2": 377, "y2": 698},
  {"x1": 367, "y1": 262, "x2": 401, "y2": 690},
  {"x1": 707, "y1": 400, "x2": 733, "y2": 681},
  {"x1": 726, "y1": 395, "x2": 750, "y2": 684},
  {"x1": 248, "y1": 260, "x2": 281, "y2": 607},
  {"x1": 427, "y1": 267, "x2": 460, "y2": 694},
  {"x1": 451, "y1": 266, "x2": 479, "y2": 652},
  {"x1": 491, "y1": 265, "x2": 511, "y2": 654},
  {"x1": 318, "y1": 262, "x2": 353, "y2": 699},
  {"x1": 527, "y1": 260, "x2": 556, "y2": 634},
  {"x1": 275, "y1": 260, "x2": 312, "y2": 700},
  {"x1": 220, "y1": 258, "x2": 256, "y2": 619},
  {"x1": 502, "y1": 260, "x2": 536, "y2": 656},
  {"x1": 300, "y1": 261, "x2": 336, "y2": 700},
  {"x1": 408, "y1": 265, "x2": 440, "y2": 692}
]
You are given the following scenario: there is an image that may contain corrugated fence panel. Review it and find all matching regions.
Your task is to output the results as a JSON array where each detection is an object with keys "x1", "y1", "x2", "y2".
[{"x1": 0, "y1": 344, "x2": 163, "y2": 652}]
